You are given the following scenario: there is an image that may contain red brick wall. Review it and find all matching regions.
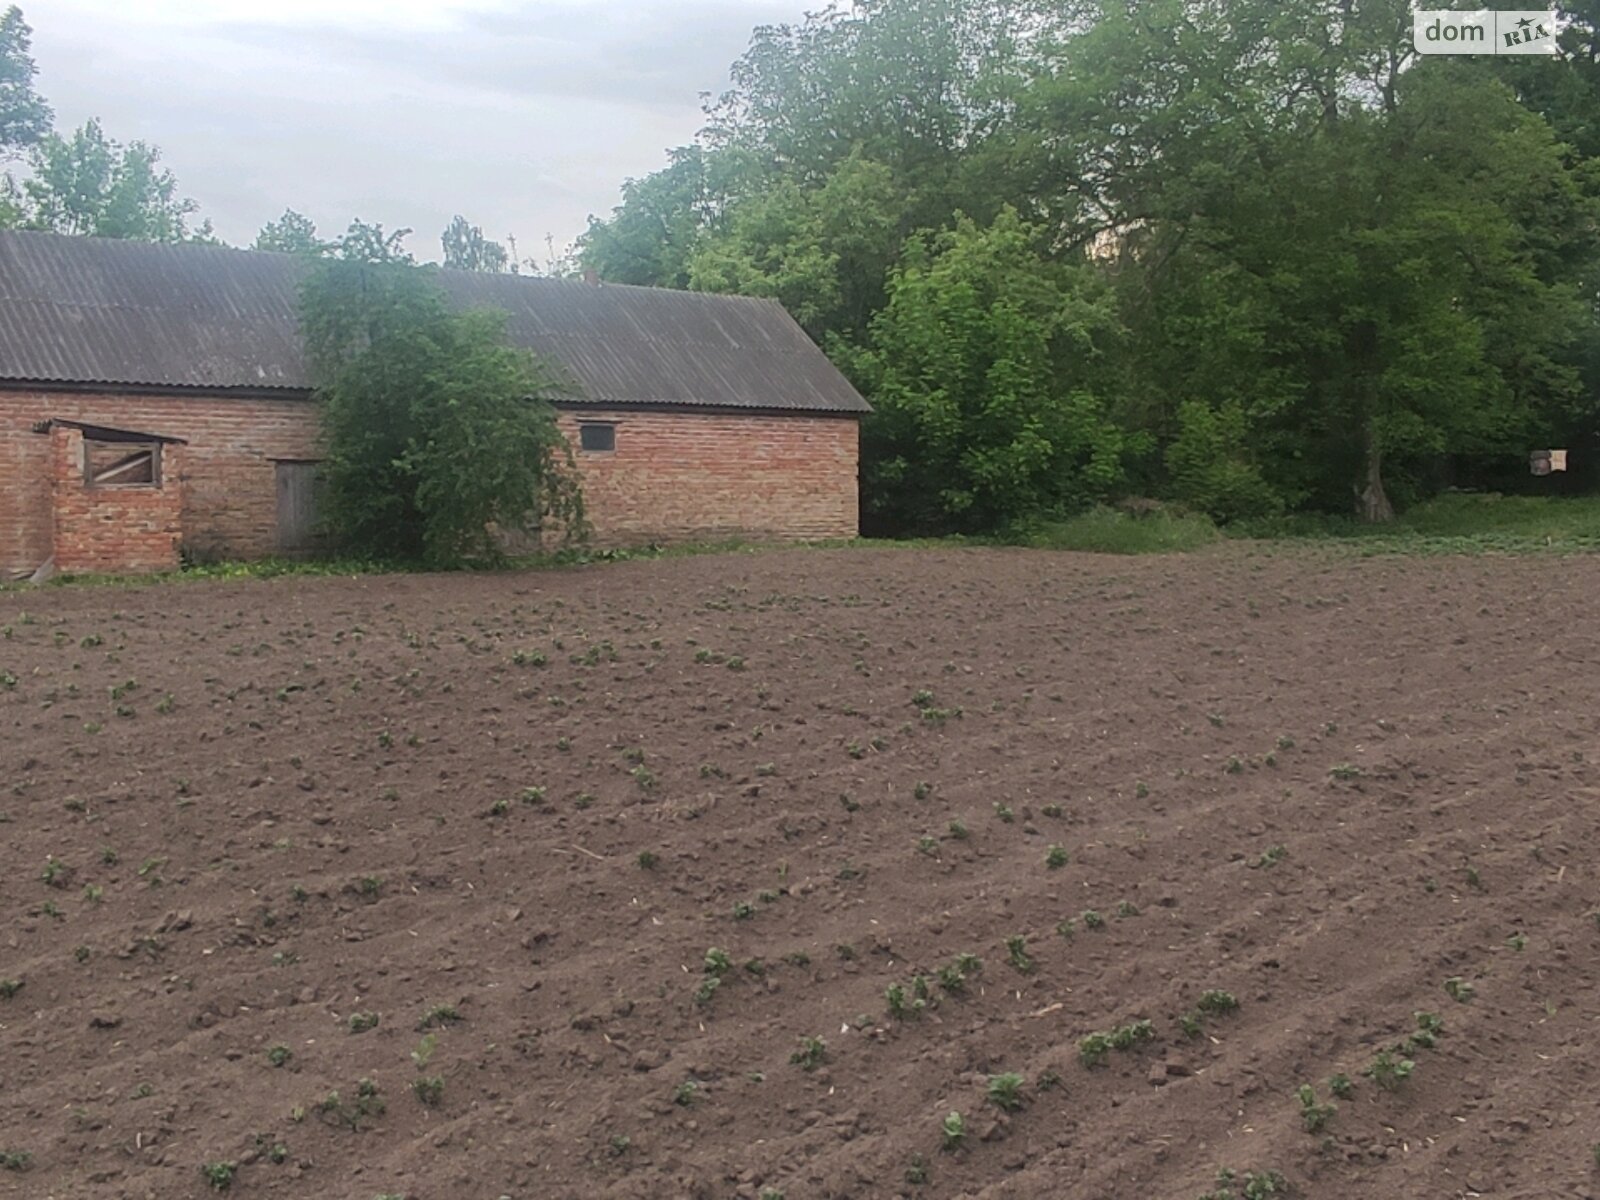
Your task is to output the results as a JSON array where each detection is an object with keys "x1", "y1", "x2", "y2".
[
  {"x1": 1, "y1": 390, "x2": 860, "y2": 577},
  {"x1": 50, "y1": 426, "x2": 184, "y2": 574},
  {"x1": 1, "y1": 390, "x2": 321, "y2": 578},
  {"x1": 554, "y1": 409, "x2": 860, "y2": 547}
]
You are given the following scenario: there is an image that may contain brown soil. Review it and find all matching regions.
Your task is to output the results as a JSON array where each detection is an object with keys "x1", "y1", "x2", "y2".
[{"x1": 1, "y1": 546, "x2": 1597, "y2": 1200}]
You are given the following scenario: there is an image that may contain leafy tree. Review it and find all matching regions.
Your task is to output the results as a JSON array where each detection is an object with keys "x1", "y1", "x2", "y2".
[
  {"x1": 0, "y1": 5, "x2": 49, "y2": 156},
  {"x1": 588, "y1": 0, "x2": 1600, "y2": 526},
  {"x1": 11, "y1": 118, "x2": 207, "y2": 241},
  {"x1": 333, "y1": 219, "x2": 413, "y2": 265},
  {"x1": 584, "y1": 0, "x2": 1051, "y2": 292},
  {"x1": 1036, "y1": 0, "x2": 1595, "y2": 519},
  {"x1": 255, "y1": 208, "x2": 326, "y2": 256},
  {"x1": 687, "y1": 153, "x2": 907, "y2": 339},
  {"x1": 581, "y1": 145, "x2": 740, "y2": 287},
  {"x1": 300, "y1": 260, "x2": 584, "y2": 564},
  {"x1": 703, "y1": 0, "x2": 1052, "y2": 224},
  {"x1": 854, "y1": 209, "x2": 1129, "y2": 532},
  {"x1": 441, "y1": 214, "x2": 509, "y2": 272}
]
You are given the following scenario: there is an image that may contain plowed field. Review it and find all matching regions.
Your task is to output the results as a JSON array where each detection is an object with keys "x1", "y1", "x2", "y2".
[{"x1": 2, "y1": 546, "x2": 1596, "y2": 1199}]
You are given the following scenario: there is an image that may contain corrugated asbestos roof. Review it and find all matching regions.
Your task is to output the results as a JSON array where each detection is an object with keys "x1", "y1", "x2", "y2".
[{"x1": 0, "y1": 230, "x2": 870, "y2": 414}]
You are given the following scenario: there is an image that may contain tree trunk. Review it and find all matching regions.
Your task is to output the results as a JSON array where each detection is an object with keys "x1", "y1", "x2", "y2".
[{"x1": 1357, "y1": 423, "x2": 1394, "y2": 523}]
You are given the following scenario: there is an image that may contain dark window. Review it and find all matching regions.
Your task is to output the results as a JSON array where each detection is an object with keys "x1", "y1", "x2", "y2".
[
  {"x1": 85, "y1": 439, "x2": 160, "y2": 487},
  {"x1": 579, "y1": 423, "x2": 616, "y2": 452}
]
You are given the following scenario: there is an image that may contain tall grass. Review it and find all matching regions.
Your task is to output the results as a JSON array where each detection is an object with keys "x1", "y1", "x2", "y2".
[
  {"x1": 1008, "y1": 506, "x2": 1222, "y2": 554},
  {"x1": 1235, "y1": 493, "x2": 1600, "y2": 553}
]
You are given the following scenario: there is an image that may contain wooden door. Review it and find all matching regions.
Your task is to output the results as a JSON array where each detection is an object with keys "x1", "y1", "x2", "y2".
[{"x1": 275, "y1": 461, "x2": 322, "y2": 553}]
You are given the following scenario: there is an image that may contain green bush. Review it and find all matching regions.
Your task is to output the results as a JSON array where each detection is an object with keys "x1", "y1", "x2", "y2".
[
  {"x1": 858, "y1": 209, "x2": 1131, "y2": 533},
  {"x1": 302, "y1": 261, "x2": 585, "y2": 565},
  {"x1": 1165, "y1": 401, "x2": 1284, "y2": 523}
]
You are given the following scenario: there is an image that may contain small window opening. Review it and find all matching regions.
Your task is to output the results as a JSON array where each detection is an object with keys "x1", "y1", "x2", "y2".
[
  {"x1": 86, "y1": 439, "x2": 161, "y2": 487},
  {"x1": 579, "y1": 423, "x2": 616, "y2": 453}
]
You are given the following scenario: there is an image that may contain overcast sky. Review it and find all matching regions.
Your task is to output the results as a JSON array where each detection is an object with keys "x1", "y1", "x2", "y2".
[{"x1": 28, "y1": 0, "x2": 797, "y2": 265}]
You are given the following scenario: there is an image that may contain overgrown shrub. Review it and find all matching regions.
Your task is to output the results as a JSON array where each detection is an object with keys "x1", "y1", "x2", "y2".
[{"x1": 301, "y1": 260, "x2": 585, "y2": 565}]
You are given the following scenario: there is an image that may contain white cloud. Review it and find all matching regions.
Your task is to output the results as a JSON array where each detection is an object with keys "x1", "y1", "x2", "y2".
[{"x1": 23, "y1": 0, "x2": 796, "y2": 260}]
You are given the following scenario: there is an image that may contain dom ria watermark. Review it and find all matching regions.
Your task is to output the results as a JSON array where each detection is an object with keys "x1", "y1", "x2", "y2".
[{"x1": 1415, "y1": 9, "x2": 1558, "y2": 54}]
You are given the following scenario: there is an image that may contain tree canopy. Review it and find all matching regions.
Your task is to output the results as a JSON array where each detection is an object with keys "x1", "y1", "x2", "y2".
[
  {"x1": 254, "y1": 208, "x2": 325, "y2": 256},
  {"x1": 441, "y1": 215, "x2": 509, "y2": 272},
  {"x1": 583, "y1": 0, "x2": 1600, "y2": 530},
  {"x1": 0, "y1": 5, "x2": 49, "y2": 156},
  {"x1": 4, "y1": 117, "x2": 210, "y2": 242}
]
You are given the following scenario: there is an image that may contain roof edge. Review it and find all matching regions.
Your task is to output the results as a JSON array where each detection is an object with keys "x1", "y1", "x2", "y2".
[
  {"x1": 0, "y1": 382, "x2": 871, "y2": 415},
  {"x1": 0, "y1": 379, "x2": 316, "y2": 402},
  {"x1": 554, "y1": 399, "x2": 870, "y2": 418}
]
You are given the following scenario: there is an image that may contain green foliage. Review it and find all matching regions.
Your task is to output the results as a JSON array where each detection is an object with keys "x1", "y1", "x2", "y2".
[
  {"x1": 1234, "y1": 494, "x2": 1600, "y2": 552},
  {"x1": 416, "y1": 1003, "x2": 461, "y2": 1031},
  {"x1": 583, "y1": 0, "x2": 1600, "y2": 530},
  {"x1": 201, "y1": 1161, "x2": 237, "y2": 1191},
  {"x1": 581, "y1": 145, "x2": 733, "y2": 289},
  {"x1": 687, "y1": 153, "x2": 906, "y2": 340},
  {"x1": 1008, "y1": 505, "x2": 1220, "y2": 554},
  {"x1": 790, "y1": 1035, "x2": 827, "y2": 1071},
  {"x1": 255, "y1": 208, "x2": 326, "y2": 256},
  {"x1": 1364, "y1": 1049, "x2": 1414, "y2": 1092},
  {"x1": 10, "y1": 117, "x2": 207, "y2": 241},
  {"x1": 0, "y1": 6, "x2": 50, "y2": 154},
  {"x1": 1199, "y1": 1168, "x2": 1288, "y2": 1200},
  {"x1": 300, "y1": 260, "x2": 584, "y2": 565},
  {"x1": 334, "y1": 220, "x2": 414, "y2": 265},
  {"x1": 1248, "y1": 846, "x2": 1288, "y2": 870},
  {"x1": 0, "y1": 1148, "x2": 32, "y2": 1171},
  {"x1": 1078, "y1": 1018, "x2": 1154, "y2": 1066},
  {"x1": 1296, "y1": 1083, "x2": 1336, "y2": 1134},
  {"x1": 1005, "y1": 934, "x2": 1034, "y2": 973},
  {"x1": 856, "y1": 209, "x2": 1130, "y2": 533},
  {"x1": 316, "y1": 1078, "x2": 386, "y2": 1132},
  {"x1": 1166, "y1": 402, "x2": 1283, "y2": 523},
  {"x1": 441, "y1": 215, "x2": 509, "y2": 273},
  {"x1": 940, "y1": 1110, "x2": 965, "y2": 1152},
  {"x1": 986, "y1": 1072, "x2": 1025, "y2": 1112}
]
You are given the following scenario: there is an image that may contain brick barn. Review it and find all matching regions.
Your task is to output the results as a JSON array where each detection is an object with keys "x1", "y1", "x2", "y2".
[{"x1": 0, "y1": 231, "x2": 869, "y2": 579}]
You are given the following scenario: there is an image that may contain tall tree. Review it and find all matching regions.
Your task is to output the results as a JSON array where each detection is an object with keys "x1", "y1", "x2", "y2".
[
  {"x1": 255, "y1": 208, "x2": 326, "y2": 256},
  {"x1": 441, "y1": 215, "x2": 509, "y2": 272},
  {"x1": 704, "y1": 0, "x2": 1052, "y2": 216},
  {"x1": 13, "y1": 119, "x2": 207, "y2": 242},
  {"x1": 581, "y1": 145, "x2": 741, "y2": 287},
  {"x1": 0, "y1": 6, "x2": 49, "y2": 157},
  {"x1": 583, "y1": 0, "x2": 1053, "y2": 293},
  {"x1": 334, "y1": 219, "x2": 413, "y2": 265},
  {"x1": 586, "y1": 0, "x2": 1600, "y2": 528},
  {"x1": 686, "y1": 153, "x2": 907, "y2": 340},
  {"x1": 1034, "y1": 0, "x2": 1596, "y2": 519}
]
